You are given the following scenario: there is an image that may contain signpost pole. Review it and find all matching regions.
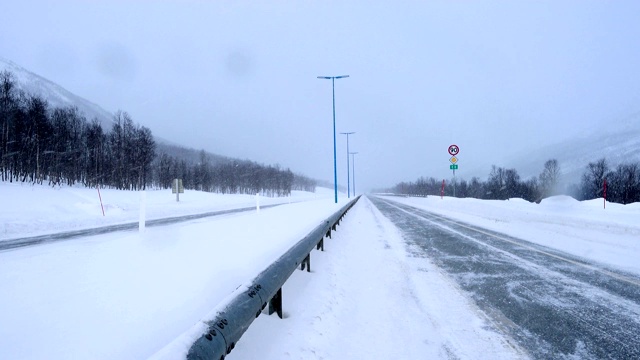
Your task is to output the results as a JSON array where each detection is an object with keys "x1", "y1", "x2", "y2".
[
  {"x1": 448, "y1": 145, "x2": 460, "y2": 198},
  {"x1": 453, "y1": 169, "x2": 456, "y2": 197}
]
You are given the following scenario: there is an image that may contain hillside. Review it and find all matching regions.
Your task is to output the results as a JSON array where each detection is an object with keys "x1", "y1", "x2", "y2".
[
  {"x1": 0, "y1": 57, "x2": 114, "y2": 131},
  {"x1": 0, "y1": 57, "x2": 272, "y2": 172},
  {"x1": 503, "y1": 111, "x2": 640, "y2": 182}
]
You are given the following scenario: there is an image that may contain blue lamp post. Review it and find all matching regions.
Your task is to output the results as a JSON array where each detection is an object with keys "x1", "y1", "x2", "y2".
[
  {"x1": 340, "y1": 132, "x2": 355, "y2": 198},
  {"x1": 350, "y1": 152, "x2": 358, "y2": 196},
  {"x1": 317, "y1": 75, "x2": 349, "y2": 203}
]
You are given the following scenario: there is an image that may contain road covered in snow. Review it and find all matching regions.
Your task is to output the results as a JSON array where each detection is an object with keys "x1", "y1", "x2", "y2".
[
  {"x1": 2, "y1": 182, "x2": 640, "y2": 359},
  {"x1": 371, "y1": 196, "x2": 640, "y2": 358}
]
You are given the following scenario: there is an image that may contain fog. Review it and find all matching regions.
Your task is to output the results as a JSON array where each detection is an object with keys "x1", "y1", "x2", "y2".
[{"x1": 2, "y1": 1, "x2": 639, "y2": 192}]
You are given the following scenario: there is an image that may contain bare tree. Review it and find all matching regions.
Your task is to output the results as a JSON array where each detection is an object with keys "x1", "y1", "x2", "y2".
[
  {"x1": 468, "y1": 177, "x2": 484, "y2": 199},
  {"x1": 504, "y1": 168, "x2": 521, "y2": 199},
  {"x1": 580, "y1": 158, "x2": 608, "y2": 200},
  {"x1": 0, "y1": 71, "x2": 17, "y2": 181},
  {"x1": 608, "y1": 163, "x2": 640, "y2": 204},
  {"x1": 539, "y1": 159, "x2": 561, "y2": 199},
  {"x1": 486, "y1": 165, "x2": 506, "y2": 199}
]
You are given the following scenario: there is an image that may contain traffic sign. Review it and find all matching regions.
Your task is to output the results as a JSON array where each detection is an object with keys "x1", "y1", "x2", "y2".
[
  {"x1": 450, "y1": 164, "x2": 458, "y2": 170},
  {"x1": 448, "y1": 144, "x2": 459, "y2": 156},
  {"x1": 450, "y1": 156, "x2": 458, "y2": 164}
]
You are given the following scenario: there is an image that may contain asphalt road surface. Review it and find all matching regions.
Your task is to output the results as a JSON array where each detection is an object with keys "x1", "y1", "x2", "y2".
[{"x1": 371, "y1": 196, "x2": 640, "y2": 359}]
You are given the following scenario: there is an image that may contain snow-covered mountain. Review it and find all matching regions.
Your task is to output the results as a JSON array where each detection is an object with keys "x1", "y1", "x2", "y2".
[
  {"x1": 0, "y1": 57, "x2": 248, "y2": 167},
  {"x1": 0, "y1": 57, "x2": 186, "y2": 151},
  {"x1": 503, "y1": 111, "x2": 640, "y2": 183},
  {"x1": 0, "y1": 57, "x2": 115, "y2": 131}
]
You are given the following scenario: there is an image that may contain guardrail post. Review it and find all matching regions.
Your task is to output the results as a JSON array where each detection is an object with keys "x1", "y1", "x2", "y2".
[
  {"x1": 300, "y1": 253, "x2": 311, "y2": 272},
  {"x1": 316, "y1": 238, "x2": 324, "y2": 251},
  {"x1": 269, "y1": 288, "x2": 283, "y2": 319}
]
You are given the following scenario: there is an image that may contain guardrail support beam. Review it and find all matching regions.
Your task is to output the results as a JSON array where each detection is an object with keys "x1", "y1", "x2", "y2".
[
  {"x1": 300, "y1": 253, "x2": 311, "y2": 272},
  {"x1": 269, "y1": 288, "x2": 283, "y2": 319},
  {"x1": 316, "y1": 238, "x2": 324, "y2": 251}
]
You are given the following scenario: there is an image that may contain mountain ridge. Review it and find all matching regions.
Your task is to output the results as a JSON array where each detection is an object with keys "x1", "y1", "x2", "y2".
[
  {"x1": 0, "y1": 57, "x2": 301, "y2": 172},
  {"x1": 502, "y1": 112, "x2": 640, "y2": 183},
  {"x1": 0, "y1": 57, "x2": 115, "y2": 131}
]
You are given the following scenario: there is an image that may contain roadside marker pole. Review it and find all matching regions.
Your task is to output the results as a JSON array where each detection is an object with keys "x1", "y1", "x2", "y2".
[
  {"x1": 139, "y1": 191, "x2": 146, "y2": 232},
  {"x1": 604, "y1": 179, "x2": 607, "y2": 209},
  {"x1": 97, "y1": 185, "x2": 105, "y2": 216}
]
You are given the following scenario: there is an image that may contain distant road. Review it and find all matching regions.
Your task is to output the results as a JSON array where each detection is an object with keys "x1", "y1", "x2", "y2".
[
  {"x1": 371, "y1": 196, "x2": 640, "y2": 359},
  {"x1": 0, "y1": 204, "x2": 280, "y2": 251}
]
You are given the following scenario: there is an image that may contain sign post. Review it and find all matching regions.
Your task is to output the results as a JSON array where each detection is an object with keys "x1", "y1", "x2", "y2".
[
  {"x1": 172, "y1": 179, "x2": 184, "y2": 202},
  {"x1": 448, "y1": 145, "x2": 460, "y2": 197}
]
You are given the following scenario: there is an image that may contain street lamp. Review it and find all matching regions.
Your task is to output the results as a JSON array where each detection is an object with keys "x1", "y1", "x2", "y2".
[
  {"x1": 340, "y1": 131, "x2": 355, "y2": 198},
  {"x1": 350, "y1": 152, "x2": 358, "y2": 196},
  {"x1": 317, "y1": 75, "x2": 349, "y2": 203}
]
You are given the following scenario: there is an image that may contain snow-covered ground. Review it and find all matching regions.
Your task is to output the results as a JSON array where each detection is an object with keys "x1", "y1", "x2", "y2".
[
  {"x1": 0, "y1": 183, "x2": 347, "y2": 359},
  {"x1": 0, "y1": 182, "x2": 329, "y2": 241},
  {"x1": 1, "y1": 182, "x2": 639, "y2": 359}
]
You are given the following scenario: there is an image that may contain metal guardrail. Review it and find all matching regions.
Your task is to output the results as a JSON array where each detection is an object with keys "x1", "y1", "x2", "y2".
[{"x1": 186, "y1": 196, "x2": 361, "y2": 360}]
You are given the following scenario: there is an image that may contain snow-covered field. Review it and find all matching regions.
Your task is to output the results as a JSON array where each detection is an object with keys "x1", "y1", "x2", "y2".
[
  {"x1": 0, "y1": 183, "x2": 349, "y2": 359},
  {"x1": 1, "y1": 182, "x2": 639, "y2": 359},
  {"x1": 0, "y1": 182, "x2": 329, "y2": 241}
]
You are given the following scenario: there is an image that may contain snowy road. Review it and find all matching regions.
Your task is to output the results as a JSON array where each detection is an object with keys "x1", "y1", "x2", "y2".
[
  {"x1": 371, "y1": 196, "x2": 640, "y2": 359},
  {"x1": 0, "y1": 204, "x2": 279, "y2": 251}
]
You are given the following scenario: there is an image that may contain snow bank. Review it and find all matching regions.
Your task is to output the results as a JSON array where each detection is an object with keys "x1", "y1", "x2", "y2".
[{"x1": 382, "y1": 195, "x2": 640, "y2": 275}]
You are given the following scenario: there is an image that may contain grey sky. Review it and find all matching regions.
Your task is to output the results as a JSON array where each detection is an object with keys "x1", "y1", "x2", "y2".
[{"x1": 2, "y1": 1, "x2": 639, "y2": 192}]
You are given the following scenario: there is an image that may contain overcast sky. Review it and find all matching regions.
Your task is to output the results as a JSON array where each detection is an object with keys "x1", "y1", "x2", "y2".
[{"x1": 2, "y1": 1, "x2": 640, "y2": 192}]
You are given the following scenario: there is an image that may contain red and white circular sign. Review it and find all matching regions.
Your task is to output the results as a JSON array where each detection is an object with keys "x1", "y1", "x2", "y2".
[{"x1": 448, "y1": 144, "x2": 459, "y2": 156}]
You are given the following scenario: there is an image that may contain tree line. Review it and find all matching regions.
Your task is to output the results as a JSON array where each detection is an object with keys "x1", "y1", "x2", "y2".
[
  {"x1": 388, "y1": 158, "x2": 640, "y2": 205},
  {"x1": 1, "y1": 69, "x2": 155, "y2": 189},
  {"x1": 153, "y1": 149, "x2": 316, "y2": 196},
  {"x1": 0, "y1": 70, "x2": 316, "y2": 196}
]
